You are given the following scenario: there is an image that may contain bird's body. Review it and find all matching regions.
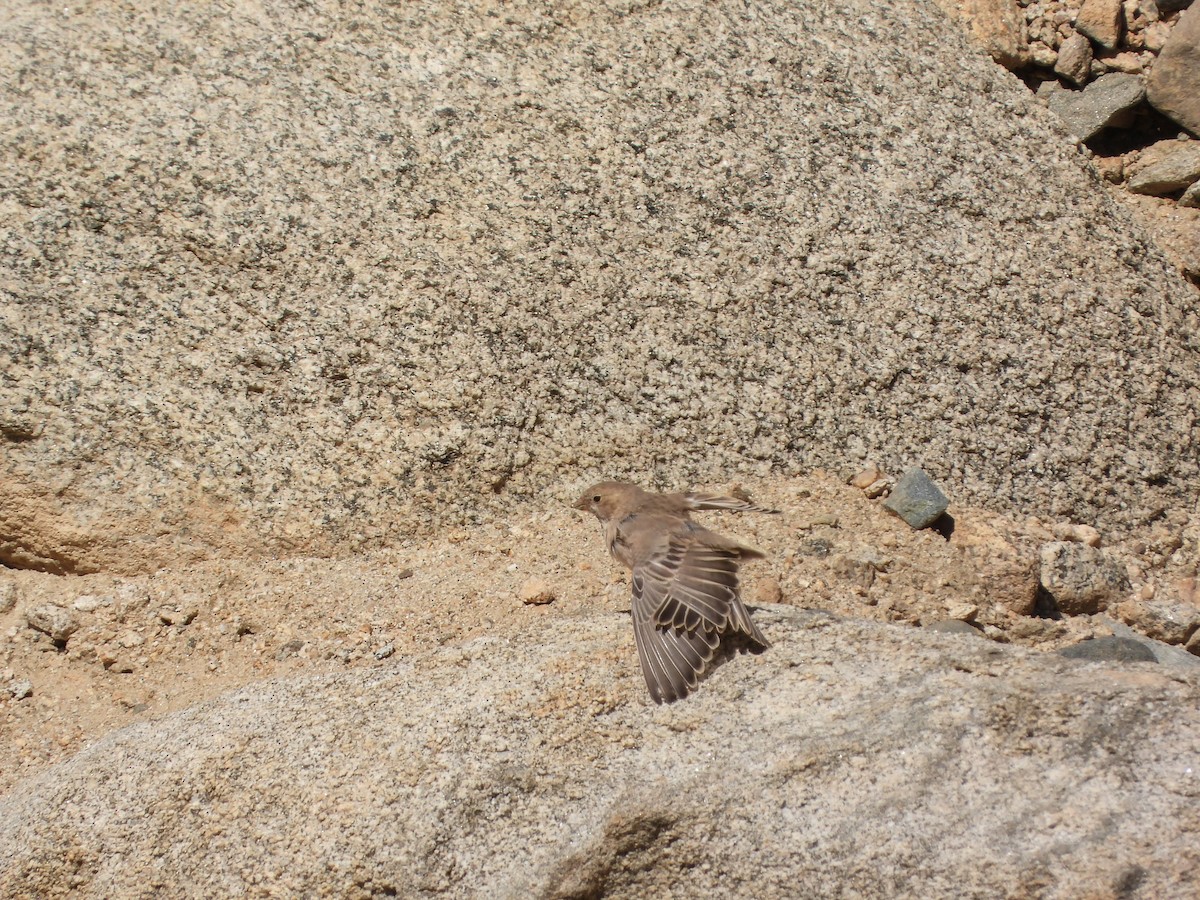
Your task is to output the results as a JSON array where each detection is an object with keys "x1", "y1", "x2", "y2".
[{"x1": 575, "y1": 481, "x2": 775, "y2": 704}]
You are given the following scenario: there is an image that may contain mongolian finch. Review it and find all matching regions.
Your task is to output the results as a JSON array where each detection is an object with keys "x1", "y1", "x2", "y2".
[{"x1": 575, "y1": 481, "x2": 775, "y2": 703}]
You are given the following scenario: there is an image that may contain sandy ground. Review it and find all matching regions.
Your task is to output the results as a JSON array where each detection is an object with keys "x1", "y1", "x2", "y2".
[{"x1": 2, "y1": 471, "x2": 1194, "y2": 795}]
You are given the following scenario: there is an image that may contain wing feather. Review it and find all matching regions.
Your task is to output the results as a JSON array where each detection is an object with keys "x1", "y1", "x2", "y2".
[{"x1": 629, "y1": 525, "x2": 769, "y2": 703}]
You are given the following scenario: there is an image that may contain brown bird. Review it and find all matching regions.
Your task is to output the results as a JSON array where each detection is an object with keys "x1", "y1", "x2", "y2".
[{"x1": 574, "y1": 481, "x2": 776, "y2": 704}]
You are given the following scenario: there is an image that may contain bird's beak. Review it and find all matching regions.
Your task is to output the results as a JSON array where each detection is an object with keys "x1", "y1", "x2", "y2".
[{"x1": 572, "y1": 496, "x2": 588, "y2": 511}]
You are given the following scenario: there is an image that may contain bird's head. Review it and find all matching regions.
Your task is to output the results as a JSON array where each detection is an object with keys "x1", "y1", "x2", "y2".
[{"x1": 573, "y1": 481, "x2": 636, "y2": 523}]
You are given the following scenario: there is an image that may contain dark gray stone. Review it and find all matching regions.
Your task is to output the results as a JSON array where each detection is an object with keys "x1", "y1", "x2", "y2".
[
  {"x1": 883, "y1": 468, "x2": 950, "y2": 529},
  {"x1": 1059, "y1": 636, "x2": 1158, "y2": 662},
  {"x1": 1047, "y1": 72, "x2": 1146, "y2": 141}
]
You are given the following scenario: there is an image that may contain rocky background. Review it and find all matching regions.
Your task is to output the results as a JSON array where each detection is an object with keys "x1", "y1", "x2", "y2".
[
  {"x1": 2, "y1": 0, "x2": 1200, "y2": 896},
  {"x1": 936, "y1": 0, "x2": 1200, "y2": 279}
]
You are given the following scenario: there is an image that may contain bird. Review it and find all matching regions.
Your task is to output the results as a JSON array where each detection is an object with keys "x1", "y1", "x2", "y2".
[{"x1": 574, "y1": 480, "x2": 776, "y2": 704}]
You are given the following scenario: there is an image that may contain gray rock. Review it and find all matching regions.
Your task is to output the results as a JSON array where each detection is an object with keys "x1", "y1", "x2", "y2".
[
  {"x1": 23, "y1": 605, "x2": 80, "y2": 643},
  {"x1": 1046, "y1": 72, "x2": 1146, "y2": 141},
  {"x1": 6, "y1": 679, "x2": 33, "y2": 701},
  {"x1": 1127, "y1": 141, "x2": 1200, "y2": 195},
  {"x1": 1076, "y1": 0, "x2": 1125, "y2": 49},
  {"x1": 0, "y1": 609, "x2": 1197, "y2": 897},
  {"x1": 1180, "y1": 179, "x2": 1200, "y2": 207},
  {"x1": 1, "y1": 0, "x2": 1199, "y2": 577},
  {"x1": 1038, "y1": 542, "x2": 1130, "y2": 615},
  {"x1": 1146, "y1": 5, "x2": 1200, "y2": 135},
  {"x1": 1099, "y1": 618, "x2": 1200, "y2": 667},
  {"x1": 1055, "y1": 32, "x2": 1095, "y2": 86},
  {"x1": 883, "y1": 468, "x2": 950, "y2": 529},
  {"x1": 1059, "y1": 636, "x2": 1158, "y2": 662}
]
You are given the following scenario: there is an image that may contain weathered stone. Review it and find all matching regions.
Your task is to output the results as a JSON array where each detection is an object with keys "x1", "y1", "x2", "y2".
[
  {"x1": 1055, "y1": 32, "x2": 1095, "y2": 85},
  {"x1": 1147, "y1": 4, "x2": 1200, "y2": 134},
  {"x1": 24, "y1": 605, "x2": 80, "y2": 643},
  {"x1": 1181, "y1": 179, "x2": 1200, "y2": 207},
  {"x1": 1127, "y1": 140, "x2": 1200, "y2": 194},
  {"x1": 1039, "y1": 542, "x2": 1131, "y2": 615},
  {"x1": 1046, "y1": 72, "x2": 1146, "y2": 141},
  {"x1": 6, "y1": 679, "x2": 33, "y2": 701},
  {"x1": 1, "y1": 609, "x2": 1198, "y2": 897},
  {"x1": 1059, "y1": 636, "x2": 1158, "y2": 661},
  {"x1": 1115, "y1": 599, "x2": 1200, "y2": 644},
  {"x1": 883, "y1": 468, "x2": 950, "y2": 529},
  {"x1": 518, "y1": 578, "x2": 557, "y2": 606},
  {"x1": 1076, "y1": 0, "x2": 1126, "y2": 49}
]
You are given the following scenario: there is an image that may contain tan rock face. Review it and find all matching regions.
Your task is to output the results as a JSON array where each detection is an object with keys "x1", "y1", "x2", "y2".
[
  {"x1": 1076, "y1": 0, "x2": 1126, "y2": 50},
  {"x1": 1146, "y1": 5, "x2": 1200, "y2": 135},
  {"x1": 2, "y1": 0, "x2": 1200, "y2": 577}
]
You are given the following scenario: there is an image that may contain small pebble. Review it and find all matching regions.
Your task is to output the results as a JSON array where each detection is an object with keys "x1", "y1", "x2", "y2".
[
  {"x1": 751, "y1": 577, "x2": 783, "y2": 605},
  {"x1": 946, "y1": 603, "x2": 979, "y2": 623},
  {"x1": 848, "y1": 465, "x2": 883, "y2": 490},
  {"x1": 72, "y1": 595, "x2": 105, "y2": 613},
  {"x1": 519, "y1": 578, "x2": 557, "y2": 605}
]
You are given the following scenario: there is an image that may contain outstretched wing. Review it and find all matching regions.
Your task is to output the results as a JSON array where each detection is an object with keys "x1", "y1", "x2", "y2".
[
  {"x1": 629, "y1": 527, "x2": 769, "y2": 703},
  {"x1": 682, "y1": 492, "x2": 780, "y2": 514}
]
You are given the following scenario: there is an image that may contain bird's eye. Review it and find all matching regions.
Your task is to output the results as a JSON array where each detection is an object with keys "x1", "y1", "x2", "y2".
[{"x1": 592, "y1": 495, "x2": 601, "y2": 503}]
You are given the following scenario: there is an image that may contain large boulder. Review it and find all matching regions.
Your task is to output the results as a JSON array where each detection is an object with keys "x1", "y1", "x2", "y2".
[
  {"x1": 0, "y1": 607, "x2": 1196, "y2": 897},
  {"x1": 2, "y1": 0, "x2": 1199, "y2": 573}
]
